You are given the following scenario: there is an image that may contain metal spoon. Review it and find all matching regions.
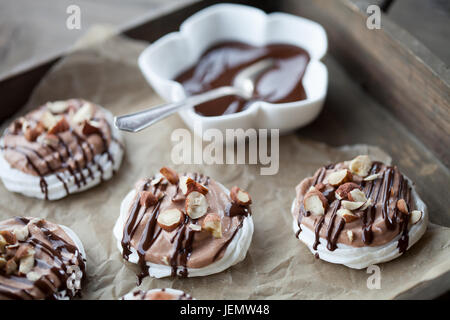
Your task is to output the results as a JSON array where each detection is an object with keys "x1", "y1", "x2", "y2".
[{"x1": 114, "y1": 58, "x2": 275, "y2": 132}]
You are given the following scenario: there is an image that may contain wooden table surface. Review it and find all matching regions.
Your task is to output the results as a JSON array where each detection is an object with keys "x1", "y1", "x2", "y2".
[{"x1": 388, "y1": 0, "x2": 450, "y2": 65}]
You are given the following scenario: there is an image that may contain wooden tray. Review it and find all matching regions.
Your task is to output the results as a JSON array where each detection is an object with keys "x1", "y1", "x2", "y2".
[{"x1": 0, "y1": 0, "x2": 448, "y2": 298}]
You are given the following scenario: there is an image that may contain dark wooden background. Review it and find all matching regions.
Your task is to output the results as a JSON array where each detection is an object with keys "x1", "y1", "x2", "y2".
[{"x1": 1, "y1": 0, "x2": 448, "y2": 79}]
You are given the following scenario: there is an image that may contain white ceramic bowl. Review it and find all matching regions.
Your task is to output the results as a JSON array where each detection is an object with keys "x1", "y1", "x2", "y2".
[{"x1": 138, "y1": 3, "x2": 328, "y2": 136}]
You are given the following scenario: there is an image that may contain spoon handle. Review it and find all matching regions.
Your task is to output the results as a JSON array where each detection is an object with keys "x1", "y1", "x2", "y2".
[{"x1": 114, "y1": 86, "x2": 239, "y2": 132}]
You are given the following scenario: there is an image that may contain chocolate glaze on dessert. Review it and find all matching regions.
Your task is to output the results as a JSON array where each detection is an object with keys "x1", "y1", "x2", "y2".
[
  {"x1": 226, "y1": 202, "x2": 251, "y2": 217},
  {"x1": 175, "y1": 41, "x2": 310, "y2": 116},
  {"x1": 0, "y1": 217, "x2": 86, "y2": 300},
  {"x1": 0, "y1": 99, "x2": 121, "y2": 199},
  {"x1": 294, "y1": 161, "x2": 415, "y2": 253},
  {"x1": 121, "y1": 173, "x2": 250, "y2": 282}
]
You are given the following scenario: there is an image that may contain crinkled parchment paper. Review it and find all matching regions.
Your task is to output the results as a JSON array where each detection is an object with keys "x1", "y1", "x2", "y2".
[{"x1": 0, "y1": 28, "x2": 449, "y2": 299}]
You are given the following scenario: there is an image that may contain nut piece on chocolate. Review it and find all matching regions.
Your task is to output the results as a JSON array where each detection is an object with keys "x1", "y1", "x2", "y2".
[
  {"x1": 0, "y1": 230, "x2": 17, "y2": 245},
  {"x1": 230, "y1": 186, "x2": 252, "y2": 206},
  {"x1": 48, "y1": 117, "x2": 70, "y2": 135},
  {"x1": 188, "y1": 223, "x2": 202, "y2": 232},
  {"x1": 157, "y1": 208, "x2": 184, "y2": 231},
  {"x1": 346, "y1": 230, "x2": 354, "y2": 242},
  {"x1": 349, "y1": 155, "x2": 372, "y2": 177},
  {"x1": 410, "y1": 210, "x2": 422, "y2": 225},
  {"x1": 160, "y1": 167, "x2": 179, "y2": 185},
  {"x1": 40, "y1": 111, "x2": 58, "y2": 130},
  {"x1": 23, "y1": 122, "x2": 44, "y2": 142},
  {"x1": 180, "y1": 176, "x2": 208, "y2": 196},
  {"x1": 185, "y1": 191, "x2": 208, "y2": 219},
  {"x1": 327, "y1": 169, "x2": 352, "y2": 186},
  {"x1": 72, "y1": 102, "x2": 94, "y2": 124},
  {"x1": 341, "y1": 200, "x2": 365, "y2": 211},
  {"x1": 1, "y1": 236, "x2": 36, "y2": 278},
  {"x1": 335, "y1": 182, "x2": 361, "y2": 200},
  {"x1": 348, "y1": 189, "x2": 367, "y2": 203},
  {"x1": 364, "y1": 173, "x2": 382, "y2": 181},
  {"x1": 337, "y1": 208, "x2": 359, "y2": 223},
  {"x1": 303, "y1": 190, "x2": 328, "y2": 215},
  {"x1": 396, "y1": 199, "x2": 409, "y2": 214},
  {"x1": 13, "y1": 226, "x2": 29, "y2": 241},
  {"x1": 46, "y1": 101, "x2": 70, "y2": 114},
  {"x1": 202, "y1": 213, "x2": 222, "y2": 238},
  {"x1": 82, "y1": 120, "x2": 102, "y2": 135}
]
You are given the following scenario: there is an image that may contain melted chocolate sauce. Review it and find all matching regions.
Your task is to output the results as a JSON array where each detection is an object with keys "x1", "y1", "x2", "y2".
[
  {"x1": 325, "y1": 200, "x2": 341, "y2": 251},
  {"x1": 313, "y1": 216, "x2": 325, "y2": 250},
  {"x1": 362, "y1": 163, "x2": 386, "y2": 245},
  {"x1": 225, "y1": 202, "x2": 251, "y2": 217},
  {"x1": 322, "y1": 186, "x2": 336, "y2": 203},
  {"x1": 397, "y1": 178, "x2": 411, "y2": 254},
  {"x1": 175, "y1": 41, "x2": 310, "y2": 117}
]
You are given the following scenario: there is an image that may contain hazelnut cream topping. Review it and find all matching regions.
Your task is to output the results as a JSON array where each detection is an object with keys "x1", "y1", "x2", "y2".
[
  {"x1": 121, "y1": 167, "x2": 252, "y2": 280},
  {"x1": 1, "y1": 99, "x2": 120, "y2": 199},
  {"x1": 293, "y1": 155, "x2": 423, "y2": 252},
  {"x1": 0, "y1": 217, "x2": 86, "y2": 300}
]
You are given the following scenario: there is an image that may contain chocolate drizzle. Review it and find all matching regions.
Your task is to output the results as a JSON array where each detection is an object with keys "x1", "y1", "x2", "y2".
[
  {"x1": 397, "y1": 178, "x2": 411, "y2": 254},
  {"x1": 297, "y1": 165, "x2": 333, "y2": 237},
  {"x1": 57, "y1": 135, "x2": 85, "y2": 188},
  {"x1": 121, "y1": 179, "x2": 152, "y2": 261},
  {"x1": 325, "y1": 200, "x2": 342, "y2": 251},
  {"x1": 0, "y1": 217, "x2": 86, "y2": 300},
  {"x1": 313, "y1": 216, "x2": 325, "y2": 250},
  {"x1": 311, "y1": 198, "x2": 341, "y2": 251}
]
